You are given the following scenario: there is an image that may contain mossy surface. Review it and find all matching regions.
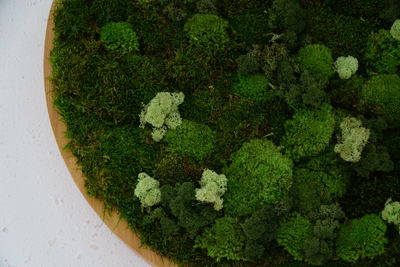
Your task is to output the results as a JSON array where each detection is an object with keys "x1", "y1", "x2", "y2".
[{"x1": 51, "y1": 0, "x2": 400, "y2": 266}]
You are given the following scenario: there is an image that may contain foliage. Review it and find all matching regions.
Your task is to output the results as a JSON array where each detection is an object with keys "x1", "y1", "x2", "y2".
[
  {"x1": 283, "y1": 70, "x2": 328, "y2": 110},
  {"x1": 184, "y1": 14, "x2": 229, "y2": 51},
  {"x1": 296, "y1": 44, "x2": 334, "y2": 80},
  {"x1": 139, "y1": 92, "x2": 184, "y2": 141},
  {"x1": 334, "y1": 117, "x2": 370, "y2": 163},
  {"x1": 304, "y1": 204, "x2": 345, "y2": 266},
  {"x1": 277, "y1": 215, "x2": 313, "y2": 261},
  {"x1": 282, "y1": 104, "x2": 336, "y2": 161},
  {"x1": 305, "y1": 6, "x2": 373, "y2": 58},
  {"x1": 134, "y1": 172, "x2": 161, "y2": 208},
  {"x1": 390, "y1": 19, "x2": 400, "y2": 41},
  {"x1": 334, "y1": 56, "x2": 358, "y2": 80},
  {"x1": 364, "y1": 30, "x2": 400, "y2": 74},
  {"x1": 52, "y1": 0, "x2": 400, "y2": 265},
  {"x1": 195, "y1": 217, "x2": 245, "y2": 261},
  {"x1": 268, "y1": 0, "x2": 305, "y2": 47},
  {"x1": 224, "y1": 139, "x2": 293, "y2": 217},
  {"x1": 155, "y1": 182, "x2": 218, "y2": 238},
  {"x1": 196, "y1": 0, "x2": 218, "y2": 14},
  {"x1": 195, "y1": 169, "x2": 227, "y2": 211},
  {"x1": 361, "y1": 74, "x2": 400, "y2": 126},
  {"x1": 381, "y1": 198, "x2": 400, "y2": 232},
  {"x1": 235, "y1": 54, "x2": 260, "y2": 76},
  {"x1": 153, "y1": 153, "x2": 202, "y2": 185},
  {"x1": 242, "y1": 205, "x2": 280, "y2": 260},
  {"x1": 232, "y1": 74, "x2": 272, "y2": 103},
  {"x1": 100, "y1": 22, "x2": 139, "y2": 54},
  {"x1": 164, "y1": 120, "x2": 215, "y2": 162},
  {"x1": 336, "y1": 214, "x2": 388, "y2": 262}
]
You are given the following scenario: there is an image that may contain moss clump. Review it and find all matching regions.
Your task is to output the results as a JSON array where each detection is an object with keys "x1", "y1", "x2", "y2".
[
  {"x1": 232, "y1": 74, "x2": 272, "y2": 103},
  {"x1": 336, "y1": 214, "x2": 388, "y2": 262},
  {"x1": 100, "y1": 22, "x2": 139, "y2": 54},
  {"x1": 195, "y1": 217, "x2": 245, "y2": 261},
  {"x1": 361, "y1": 74, "x2": 400, "y2": 126},
  {"x1": 282, "y1": 104, "x2": 336, "y2": 161},
  {"x1": 224, "y1": 139, "x2": 293, "y2": 217},
  {"x1": 51, "y1": 0, "x2": 400, "y2": 265},
  {"x1": 184, "y1": 14, "x2": 230, "y2": 52},
  {"x1": 164, "y1": 120, "x2": 216, "y2": 162},
  {"x1": 296, "y1": 44, "x2": 334, "y2": 79}
]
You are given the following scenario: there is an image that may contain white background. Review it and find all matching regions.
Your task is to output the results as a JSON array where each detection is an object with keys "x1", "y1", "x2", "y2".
[{"x1": 0, "y1": 1, "x2": 150, "y2": 266}]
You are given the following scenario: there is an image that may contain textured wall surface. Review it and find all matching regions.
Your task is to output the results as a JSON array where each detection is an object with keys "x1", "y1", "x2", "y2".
[{"x1": 0, "y1": 1, "x2": 150, "y2": 266}]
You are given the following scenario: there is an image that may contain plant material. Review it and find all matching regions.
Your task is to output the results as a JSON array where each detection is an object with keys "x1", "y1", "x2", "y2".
[
  {"x1": 334, "y1": 117, "x2": 370, "y2": 163},
  {"x1": 334, "y1": 56, "x2": 359, "y2": 79},
  {"x1": 232, "y1": 74, "x2": 272, "y2": 103},
  {"x1": 134, "y1": 172, "x2": 161, "y2": 208},
  {"x1": 139, "y1": 92, "x2": 184, "y2": 141},
  {"x1": 361, "y1": 74, "x2": 400, "y2": 126},
  {"x1": 235, "y1": 54, "x2": 260, "y2": 76},
  {"x1": 277, "y1": 215, "x2": 313, "y2": 261},
  {"x1": 242, "y1": 205, "x2": 280, "y2": 260},
  {"x1": 159, "y1": 182, "x2": 217, "y2": 238},
  {"x1": 296, "y1": 44, "x2": 334, "y2": 79},
  {"x1": 268, "y1": 0, "x2": 305, "y2": 47},
  {"x1": 364, "y1": 30, "x2": 400, "y2": 74},
  {"x1": 100, "y1": 22, "x2": 139, "y2": 54},
  {"x1": 195, "y1": 217, "x2": 245, "y2": 261},
  {"x1": 164, "y1": 120, "x2": 216, "y2": 162},
  {"x1": 336, "y1": 214, "x2": 388, "y2": 262},
  {"x1": 224, "y1": 139, "x2": 293, "y2": 217},
  {"x1": 282, "y1": 104, "x2": 335, "y2": 161},
  {"x1": 390, "y1": 19, "x2": 400, "y2": 41},
  {"x1": 195, "y1": 169, "x2": 227, "y2": 211},
  {"x1": 184, "y1": 14, "x2": 229, "y2": 51},
  {"x1": 381, "y1": 198, "x2": 400, "y2": 232}
]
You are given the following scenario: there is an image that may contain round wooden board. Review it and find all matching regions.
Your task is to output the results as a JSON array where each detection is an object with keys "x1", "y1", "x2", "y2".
[{"x1": 43, "y1": 2, "x2": 176, "y2": 267}]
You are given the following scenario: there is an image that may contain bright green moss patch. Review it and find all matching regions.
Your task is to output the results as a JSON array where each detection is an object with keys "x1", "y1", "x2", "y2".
[{"x1": 51, "y1": 0, "x2": 400, "y2": 265}]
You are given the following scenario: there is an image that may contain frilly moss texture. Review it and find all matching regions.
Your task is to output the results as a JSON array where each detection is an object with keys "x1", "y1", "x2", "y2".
[{"x1": 51, "y1": 0, "x2": 400, "y2": 266}]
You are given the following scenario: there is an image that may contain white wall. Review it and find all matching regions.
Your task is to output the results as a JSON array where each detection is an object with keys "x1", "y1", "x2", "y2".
[{"x1": 0, "y1": 1, "x2": 150, "y2": 266}]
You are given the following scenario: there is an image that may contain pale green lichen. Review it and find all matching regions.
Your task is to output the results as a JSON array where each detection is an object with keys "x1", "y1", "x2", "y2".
[
  {"x1": 390, "y1": 19, "x2": 400, "y2": 41},
  {"x1": 195, "y1": 169, "x2": 227, "y2": 211},
  {"x1": 134, "y1": 172, "x2": 161, "y2": 208},
  {"x1": 139, "y1": 92, "x2": 184, "y2": 141},
  {"x1": 334, "y1": 56, "x2": 359, "y2": 79},
  {"x1": 382, "y1": 198, "x2": 400, "y2": 233},
  {"x1": 334, "y1": 117, "x2": 370, "y2": 163}
]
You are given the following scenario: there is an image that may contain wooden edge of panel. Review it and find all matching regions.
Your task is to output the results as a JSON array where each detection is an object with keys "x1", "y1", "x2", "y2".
[{"x1": 43, "y1": 2, "x2": 176, "y2": 266}]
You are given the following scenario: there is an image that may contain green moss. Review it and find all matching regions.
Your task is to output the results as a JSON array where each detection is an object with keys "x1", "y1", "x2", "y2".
[
  {"x1": 336, "y1": 214, "x2": 388, "y2": 262},
  {"x1": 224, "y1": 139, "x2": 293, "y2": 217},
  {"x1": 282, "y1": 104, "x2": 336, "y2": 161},
  {"x1": 164, "y1": 120, "x2": 216, "y2": 162},
  {"x1": 51, "y1": 0, "x2": 400, "y2": 265},
  {"x1": 364, "y1": 30, "x2": 400, "y2": 75},
  {"x1": 100, "y1": 22, "x2": 139, "y2": 54},
  {"x1": 361, "y1": 74, "x2": 400, "y2": 126},
  {"x1": 232, "y1": 74, "x2": 273, "y2": 103},
  {"x1": 296, "y1": 44, "x2": 334, "y2": 79}
]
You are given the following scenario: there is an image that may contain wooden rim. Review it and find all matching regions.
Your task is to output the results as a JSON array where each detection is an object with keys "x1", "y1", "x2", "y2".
[{"x1": 43, "y1": 2, "x2": 176, "y2": 266}]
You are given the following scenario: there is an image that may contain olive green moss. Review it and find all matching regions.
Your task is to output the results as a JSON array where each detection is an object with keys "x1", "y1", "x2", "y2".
[{"x1": 51, "y1": 0, "x2": 400, "y2": 265}]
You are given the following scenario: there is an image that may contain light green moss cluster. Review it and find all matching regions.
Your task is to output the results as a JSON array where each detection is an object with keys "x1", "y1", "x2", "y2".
[
  {"x1": 334, "y1": 117, "x2": 370, "y2": 162},
  {"x1": 139, "y1": 92, "x2": 184, "y2": 141},
  {"x1": 382, "y1": 198, "x2": 400, "y2": 232},
  {"x1": 195, "y1": 169, "x2": 227, "y2": 211},
  {"x1": 335, "y1": 56, "x2": 359, "y2": 79},
  {"x1": 134, "y1": 172, "x2": 161, "y2": 208},
  {"x1": 390, "y1": 19, "x2": 400, "y2": 41}
]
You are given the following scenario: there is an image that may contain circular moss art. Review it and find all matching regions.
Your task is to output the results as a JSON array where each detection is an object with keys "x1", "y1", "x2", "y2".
[{"x1": 50, "y1": 0, "x2": 400, "y2": 266}]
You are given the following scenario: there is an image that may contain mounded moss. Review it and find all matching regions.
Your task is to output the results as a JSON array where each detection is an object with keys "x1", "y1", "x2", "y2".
[{"x1": 51, "y1": 0, "x2": 400, "y2": 265}]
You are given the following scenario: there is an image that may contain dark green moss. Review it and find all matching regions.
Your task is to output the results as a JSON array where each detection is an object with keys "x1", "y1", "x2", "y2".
[{"x1": 51, "y1": 0, "x2": 400, "y2": 265}]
